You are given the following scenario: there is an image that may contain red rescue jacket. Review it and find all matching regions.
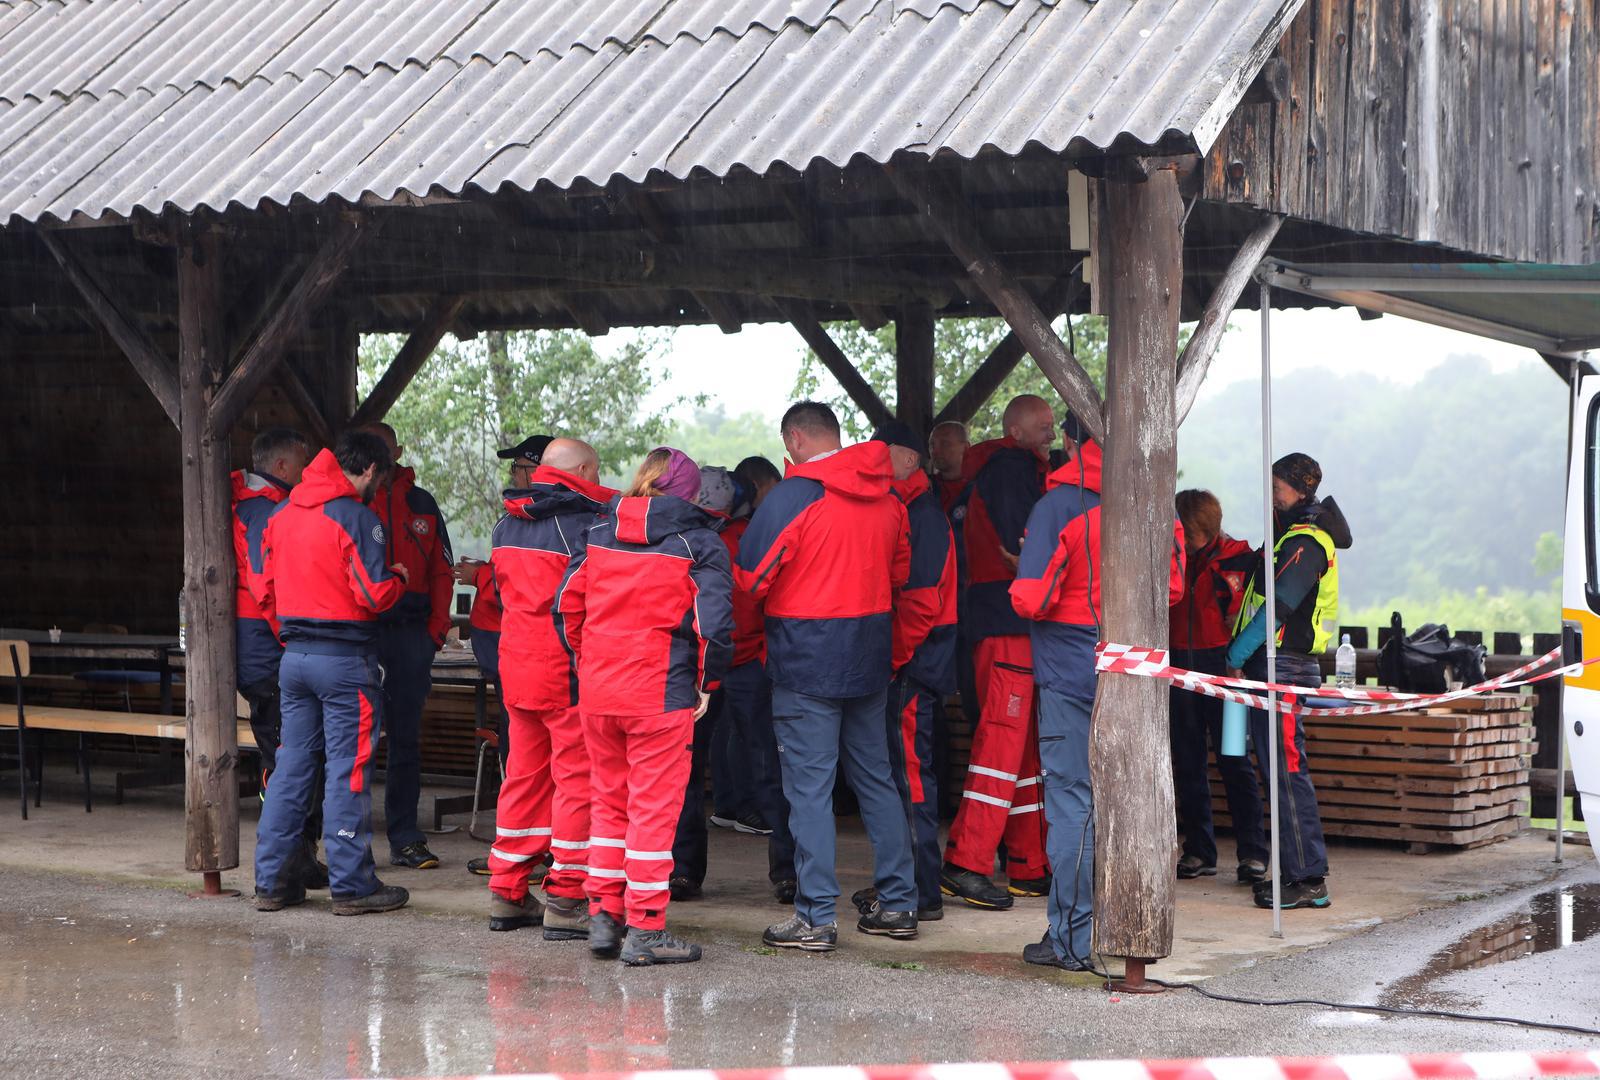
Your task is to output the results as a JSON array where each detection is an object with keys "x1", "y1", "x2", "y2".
[
  {"x1": 467, "y1": 562, "x2": 502, "y2": 633},
  {"x1": 370, "y1": 466, "x2": 454, "y2": 645},
  {"x1": 890, "y1": 469, "x2": 958, "y2": 693},
  {"x1": 962, "y1": 437, "x2": 1046, "y2": 641},
  {"x1": 715, "y1": 516, "x2": 766, "y2": 668},
  {"x1": 258, "y1": 449, "x2": 407, "y2": 654},
  {"x1": 1171, "y1": 535, "x2": 1254, "y2": 652},
  {"x1": 558, "y1": 494, "x2": 734, "y2": 716},
  {"x1": 231, "y1": 469, "x2": 289, "y2": 625}
]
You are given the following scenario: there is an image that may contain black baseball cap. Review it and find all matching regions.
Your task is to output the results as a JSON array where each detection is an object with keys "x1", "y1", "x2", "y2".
[
  {"x1": 870, "y1": 421, "x2": 922, "y2": 454},
  {"x1": 1060, "y1": 412, "x2": 1088, "y2": 443},
  {"x1": 496, "y1": 435, "x2": 554, "y2": 464}
]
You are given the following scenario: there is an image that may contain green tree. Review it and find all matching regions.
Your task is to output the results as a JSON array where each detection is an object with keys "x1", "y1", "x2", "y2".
[
  {"x1": 667, "y1": 406, "x2": 786, "y2": 473},
  {"x1": 357, "y1": 329, "x2": 691, "y2": 549}
]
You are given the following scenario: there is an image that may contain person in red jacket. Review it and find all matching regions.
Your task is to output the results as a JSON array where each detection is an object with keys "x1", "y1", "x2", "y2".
[
  {"x1": 1008, "y1": 414, "x2": 1185, "y2": 968},
  {"x1": 558, "y1": 447, "x2": 733, "y2": 966},
  {"x1": 358, "y1": 423, "x2": 455, "y2": 871},
  {"x1": 484, "y1": 438, "x2": 615, "y2": 940},
  {"x1": 945, "y1": 394, "x2": 1056, "y2": 910},
  {"x1": 928, "y1": 420, "x2": 970, "y2": 514},
  {"x1": 253, "y1": 431, "x2": 411, "y2": 915},
  {"x1": 1170, "y1": 489, "x2": 1267, "y2": 884},
  {"x1": 737, "y1": 402, "x2": 916, "y2": 952}
]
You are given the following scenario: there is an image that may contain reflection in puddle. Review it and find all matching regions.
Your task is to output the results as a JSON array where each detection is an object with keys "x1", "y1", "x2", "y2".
[{"x1": 1380, "y1": 883, "x2": 1600, "y2": 1008}]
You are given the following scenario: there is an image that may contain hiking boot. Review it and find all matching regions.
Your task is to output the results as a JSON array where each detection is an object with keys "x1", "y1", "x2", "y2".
[
  {"x1": 467, "y1": 856, "x2": 491, "y2": 877},
  {"x1": 709, "y1": 813, "x2": 739, "y2": 829},
  {"x1": 1007, "y1": 875, "x2": 1050, "y2": 897},
  {"x1": 734, "y1": 811, "x2": 773, "y2": 836},
  {"x1": 763, "y1": 914, "x2": 838, "y2": 952},
  {"x1": 621, "y1": 927, "x2": 702, "y2": 966},
  {"x1": 297, "y1": 841, "x2": 330, "y2": 890},
  {"x1": 1022, "y1": 935, "x2": 1093, "y2": 972},
  {"x1": 669, "y1": 876, "x2": 702, "y2": 902},
  {"x1": 856, "y1": 903, "x2": 918, "y2": 939},
  {"x1": 543, "y1": 895, "x2": 589, "y2": 941},
  {"x1": 940, "y1": 863, "x2": 1014, "y2": 910},
  {"x1": 332, "y1": 884, "x2": 409, "y2": 916},
  {"x1": 488, "y1": 891, "x2": 544, "y2": 932},
  {"x1": 918, "y1": 903, "x2": 944, "y2": 922},
  {"x1": 1177, "y1": 855, "x2": 1217, "y2": 880},
  {"x1": 589, "y1": 910, "x2": 625, "y2": 959},
  {"x1": 1237, "y1": 859, "x2": 1268, "y2": 885},
  {"x1": 850, "y1": 886, "x2": 879, "y2": 914},
  {"x1": 772, "y1": 879, "x2": 797, "y2": 905},
  {"x1": 1255, "y1": 877, "x2": 1330, "y2": 910},
  {"x1": 390, "y1": 842, "x2": 440, "y2": 870},
  {"x1": 254, "y1": 886, "x2": 306, "y2": 912}
]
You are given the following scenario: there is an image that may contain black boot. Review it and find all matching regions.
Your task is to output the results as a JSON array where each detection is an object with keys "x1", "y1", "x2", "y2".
[
  {"x1": 940, "y1": 863, "x2": 1014, "y2": 910},
  {"x1": 332, "y1": 884, "x2": 409, "y2": 916}
]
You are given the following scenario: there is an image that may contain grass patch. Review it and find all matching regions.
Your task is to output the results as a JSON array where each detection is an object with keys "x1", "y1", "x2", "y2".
[
  {"x1": 871, "y1": 960, "x2": 924, "y2": 971},
  {"x1": 743, "y1": 945, "x2": 779, "y2": 956},
  {"x1": 1453, "y1": 892, "x2": 1489, "y2": 902}
]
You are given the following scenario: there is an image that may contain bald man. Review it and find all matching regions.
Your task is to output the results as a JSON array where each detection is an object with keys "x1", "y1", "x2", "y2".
[
  {"x1": 484, "y1": 437, "x2": 617, "y2": 941},
  {"x1": 942, "y1": 394, "x2": 1055, "y2": 911},
  {"x1": 358, "y1": 422, "x2": 455, "y2": 871}
]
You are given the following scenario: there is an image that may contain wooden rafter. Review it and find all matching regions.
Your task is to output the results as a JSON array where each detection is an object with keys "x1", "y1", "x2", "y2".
[
  {"x1": 276, "y1": 360, "x2": 336, "y2": 448},
  {"x1": 934, "y1": 272, "x2": 1084, "y2": 425},
  {"x1": 895, "y1": 302, "x2": 935, "y2": 437},
  {"x1": 777, "y1": 299, "x2": 895, "y2": 430},
  {"x1": 692, "y1": 290, "x2": 743, "y2": 334},
  {"x1": 350, "y1": 294, "x2": 467, "y2": 427},
  {"x1": 1174, "y1": 214, "x2": 1283, "y2": 424}
]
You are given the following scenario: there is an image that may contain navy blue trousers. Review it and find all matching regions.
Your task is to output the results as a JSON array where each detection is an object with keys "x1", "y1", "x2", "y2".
[
  {"x1": 256, "y1": 650, "x2": 385, "y2": 901},
  {"x1": 1244, "y1": 651, "x2": 1329, "y2": 883},
  {"x1": 886, "y1": 675, "x2": 942, "y2": 912},
  {"x1": 377, "y1": 620, "x2": 435, "y2": 853},
  {"x1": 728, "y1": 660, "x2": 794, "y2": 884},
  {"x1": 1170, "y1": 646, "x2": 1268, "y2": 867},
  {"x1": 1038, "y1": 685, "x2": 1094, "y2": 964},
  {"x1": 672, "y1": 689, "x2": 721, "y2": 886},
  {"x1": 772, "y1": 684, "x2": 914, "y2": 926}
]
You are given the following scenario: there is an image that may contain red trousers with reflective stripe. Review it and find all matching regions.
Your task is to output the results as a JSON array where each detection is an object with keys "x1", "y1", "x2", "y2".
[
  {"x1": 488, "y1": 703, "x2": 591, "y2": 901},
  {"x1": 583, "y1": 709, "x2": 695, "y2": 930},
  {"x1": 945, "y1": 634, "x2": 1049, "y2": 881}
]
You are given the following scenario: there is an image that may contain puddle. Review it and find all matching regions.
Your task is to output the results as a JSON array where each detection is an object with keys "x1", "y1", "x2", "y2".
[{"x1": 1380, "y1": 883, "x2": 1600, "y2": 1008}]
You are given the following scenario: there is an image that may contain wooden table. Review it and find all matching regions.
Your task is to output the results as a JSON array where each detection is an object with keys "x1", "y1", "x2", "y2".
[{"x1": 1, "y1": 627, "x2": 180, "y2": 715}]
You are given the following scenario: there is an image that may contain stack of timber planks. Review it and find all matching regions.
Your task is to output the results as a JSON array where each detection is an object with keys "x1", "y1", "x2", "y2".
[{"x1": 1211, "y1": 693, "x2": 1535, "y2": 852}]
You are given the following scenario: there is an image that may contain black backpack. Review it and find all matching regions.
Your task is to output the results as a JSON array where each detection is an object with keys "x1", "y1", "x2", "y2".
[{"x1": 1377, "y1": 612, "x2": 1488, "y2": 693}]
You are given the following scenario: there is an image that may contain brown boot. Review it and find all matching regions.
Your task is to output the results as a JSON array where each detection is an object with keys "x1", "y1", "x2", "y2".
[
  {"x1": 489, "y1": 891, "x2": 544, "y2": 932},
  {"x1": 543, "y1": 894, "x2": 590, "y2": 941}
]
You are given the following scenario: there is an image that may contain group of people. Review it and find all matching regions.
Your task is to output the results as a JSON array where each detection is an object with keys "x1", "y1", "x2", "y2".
[{"x1": 227, "y1": 389, "x2": 1351, "y2": 971}]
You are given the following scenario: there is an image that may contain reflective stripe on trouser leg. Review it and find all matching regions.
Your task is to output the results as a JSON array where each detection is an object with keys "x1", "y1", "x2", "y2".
[
  {"x1": 583, "y1": 711, "x2": 629, "y2": 919},
  {"x1": 1038, "y1": 685, "x2": 1094, "y2": 964},
  {"x1": 945, "y1": 634, "x2": 1035, "y2": 876},
  {"x1": 488, "y1": 702, "x2": 554, "y2": 900},
  {"x1": 544, "y1": 703, "x2": 592, "y2": 899},
  {"x1": 1001, "y1": 708, "x2": 1049, "y2": 881},
  {"x1": 317, "y1": 653, "x2": 386, "y2": 900},
  {"x1": 620, "y1": 709, "x2": 695, "y2": 931}
]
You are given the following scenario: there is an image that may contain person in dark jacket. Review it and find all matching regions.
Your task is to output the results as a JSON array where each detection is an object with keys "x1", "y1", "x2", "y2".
[
  {"x1": 1009, "y1": 417, "x2": 1186, "y2": 968},
  {"x1": 737, "y1": 402, "x2": 917, "y2": 952},
  {"x1": 850, "y1": 422, "x2": 958, "y2": 924},
  {"x1": 253, "y1": 431, "x2": 411, "y2": 916},
  {"x1": 1226, "y1": 453, "x2": 1351, "y2": 911},
  {"x1": 928, "y1": 420, "x2": 970, "y2": 515},
  {"x1": 484, "y1": 439, "x2": 615, "y2": 940},
  {"x1": 358, "y1": 422, "x2": 455, "y2": 871},
  {"x1": 1170, "y1": 490, "x2": 1268, "y2": 884},
  {"x1": 558, "y1": 447, "x2": 734, "y2": 966},
  {"x1": 945, "y1": 394, "x2": 1056, "y2": 910}
]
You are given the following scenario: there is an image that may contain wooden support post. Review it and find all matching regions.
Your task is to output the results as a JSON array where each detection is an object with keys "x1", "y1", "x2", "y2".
[
  {"x1": 350, "y1": 295, "x2": 466, "y2": 427},
  {"x1": 177, "y1": 228, "x2": 240, "y2": 880},
  {"x1": 895, "y1": 302, "x2": 936, "y2": 439},
  {"x1": 848, "y1": 303, "x2": 890, "y2": 332},
  {"x1": 778, "y1": 299, "x2": 895, "y2": 430},
  {"x1": 692, "y1": 290, "x2": 744, "y2": 334},
  {"x1": 1091, "y1": 166, "x2": 1185, "y2": 964},
  {"x1": 935, "y1": 274, "x2": 1083, "y2": 425},
  {"x1": 1174, "y1": 215, "x2": 1283, "y2": 424},
  {"x1": 559, "y1": 294, "x2": 611, "y2": 337},
  {"x1": 885, "y1": 164, "x2": 1106, "y2": 443},
  {"x1": 276, "y1": 360, "x2": 336, "y2": 449}
]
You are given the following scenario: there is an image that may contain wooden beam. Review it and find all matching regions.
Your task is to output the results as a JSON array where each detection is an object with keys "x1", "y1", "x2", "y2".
[
  {"x1": 777, "y1": 299, "x2": 895, "y2": 431},
  {"x1": 626, "y1": 190, "x2": 678, "y2": 244},
  {"x1": 692, "y1": 290, "x2": 744, "y2": 334},
  {"x1": 1090, "y1": 167, "x2": 1185, "y2": 965},
  {"x1": 778, "y1": 183, "x2": 824, "y2": 248},
  {"x1": 1174, "y1": 214, "x2": 1283, "y2": 424},
  {"x1": 559, "y1": 293, "x2": 611, "y2": 337},
  {"x1": 177, "y1": 227, "x2": 240, "y2": 879},
  {"x1": 884, "y1": 164, "x2": 1106, "y2": 443},
  {"x1": 349, "y1": 294, "x2": 466, "y2": 427},
  {"x1": 935, "y1": 273, "x2": 1084, "y2": 425},
  {"x1": 209, "y1": 214, "x2": 372, "y2": 436},
  {"x1": 37, "y1": 229, "x2": 180, "y2": 427},
  {"x1": 276, "y1": 360, "x2": 336, "y2": 448},
  {"x1": 895, "y1": 301, "x2": 936, "y2": 439},
  {"x1": 848, "y1": 302, "x2": 890, "y2": 331}
]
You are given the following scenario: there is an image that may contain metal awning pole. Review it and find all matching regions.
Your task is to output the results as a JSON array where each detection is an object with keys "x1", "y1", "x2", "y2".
[{"x1": 1260, "y1": 279, "x2": 1282, "y2": 938}]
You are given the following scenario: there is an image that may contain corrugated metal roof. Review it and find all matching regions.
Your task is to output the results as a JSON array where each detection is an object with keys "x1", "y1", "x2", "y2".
[{"x1": 0, "y1": 0, "x2": 1302, "y2": 225}]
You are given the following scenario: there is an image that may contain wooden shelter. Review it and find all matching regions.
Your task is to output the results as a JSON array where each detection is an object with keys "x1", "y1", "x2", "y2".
[{"x1": 2, "y1": 0, "x2": 1596, "y2": 971}]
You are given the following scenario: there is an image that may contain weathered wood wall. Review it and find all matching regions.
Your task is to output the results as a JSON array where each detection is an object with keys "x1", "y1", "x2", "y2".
[{"x1": 1206, "y1": 0, "x2": 1600, "y2": 264}]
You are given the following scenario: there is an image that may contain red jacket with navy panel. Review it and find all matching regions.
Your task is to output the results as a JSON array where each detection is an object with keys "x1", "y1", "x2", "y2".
[
  {"x1": 735, "y1": 442, "x2": 911, "y2": 699},
  {"x1": 1008, "y1": 441, "x2": 1186, "y2": 701},
  {"x1": 467, "y1": 562, "x2": 502, "y2": 633},
  {"x1": 257, "y1": 449, "x2": 408, "y2": 655},
  {"x1": 715, "y1": 516, "x2": 767, "y2": 668},
  {"x1": 557, "y1": 494, "x2": 733, "y2": 716},
  {"x1": 891, "y1": 469, "x2": 958, "y2": 694},
  {"x1": 370, "y1": 466, "x2": 455, "y2": 645},
  {"x1": 490, "y1": 466, "x2": 615, "y2": 711},
  {"x1": 963, "y1": 437, "x2": 1047, "y2": 642},
  {"x1": 231, "y1": 469, "x2": 291, "y2": 686},
  {"x1": 1171, "y1": 535, "x2": 1254, "y2": 652}
]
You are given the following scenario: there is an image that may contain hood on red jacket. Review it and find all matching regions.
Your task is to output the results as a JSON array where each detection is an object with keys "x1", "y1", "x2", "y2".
[
  {"x1": 615, "y1": 494, "x2": 721, "y2": 545},
  {"x1": 786, "y1": 441, "x2": 894, "y2": 500},
  {"x1": 1045, "y1": 440, "x2": 1102, "y2": 494},
  {"x1": 503, "y1": 464, "x2": 617, "y2": 521},
  {"x1": 890, "y1": 468, "x2": 932, "y2": 505},
  {"x1": 232, "y1": 469, "x2": 290, "y2": 505},
  {"x1": 290, "y1": 449, "x2": 361, "y2": 508}
]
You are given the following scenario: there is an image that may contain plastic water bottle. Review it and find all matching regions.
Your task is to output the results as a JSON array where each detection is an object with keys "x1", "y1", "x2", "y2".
[
  {"x1": 1335, "y1": 632, "x2": 1356, "y2": 689},
  {"x1": 1220, "y1": 699, "x2": 1248, "y2": 756},
  {"x1": 178, "y1": 589, "x2": 188, "y2": 652}
]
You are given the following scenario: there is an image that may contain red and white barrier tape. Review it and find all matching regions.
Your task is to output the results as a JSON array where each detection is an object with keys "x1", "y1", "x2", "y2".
[
  {"x1": 1094, "y1": 643, "x2": 1591, "y2": 718},
  {"x1": 389, "y1": 1052, "x2": 1600, "y2": 1080}
]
